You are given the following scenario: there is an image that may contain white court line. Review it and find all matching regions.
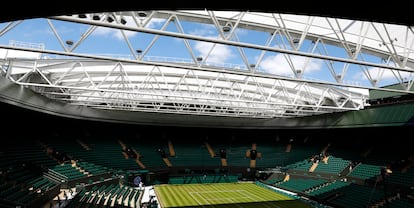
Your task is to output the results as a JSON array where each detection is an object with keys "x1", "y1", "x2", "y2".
[
  {"x1": 187, "y1": 186, "x2": 282, "y2": 208},
  {"x1": 188, "y1": 190, "x2": 245, "y2": 194},
  {"x1": 185, "y1": 186, "x2": 208, "y2": 206},
  {"x1": 189, "y1": 189, "x2": 251, "y2": 206},
  {"x1": 206, "y1": 196, "x2": 249, "y2": 201}
]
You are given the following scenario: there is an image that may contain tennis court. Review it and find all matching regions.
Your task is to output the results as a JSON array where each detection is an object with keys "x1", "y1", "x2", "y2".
[{"x1": 154, "y1": 182, "x2": 313, "y2": 208}]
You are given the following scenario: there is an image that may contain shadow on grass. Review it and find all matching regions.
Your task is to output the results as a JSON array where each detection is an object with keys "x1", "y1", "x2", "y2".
[{"x1": 163, "y1": 199, "x2": 314, "y2": 208}]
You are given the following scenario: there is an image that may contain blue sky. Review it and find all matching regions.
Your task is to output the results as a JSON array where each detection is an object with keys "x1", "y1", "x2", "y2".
[{"x1": 0, "y1": 15, "x2": 408, "y2": 89}]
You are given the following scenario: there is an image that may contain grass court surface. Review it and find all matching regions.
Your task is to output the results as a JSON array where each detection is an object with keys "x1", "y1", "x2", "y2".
[{"x1": 154, "y1": 182, "x2": 313, "y2": 208}]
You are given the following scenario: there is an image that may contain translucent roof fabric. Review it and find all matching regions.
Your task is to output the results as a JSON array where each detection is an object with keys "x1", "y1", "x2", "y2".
[
  {"x1": 182, "y1": 10, "x2": 414, "y2": 63},
  {"x1": 1, "y1": 10, "x2": 413, "y2": 119}
]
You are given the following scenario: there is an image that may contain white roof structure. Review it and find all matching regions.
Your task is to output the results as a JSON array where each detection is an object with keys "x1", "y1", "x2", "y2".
[{"x1": 1, "y1": 10, "x2": 413, "y2": 119}]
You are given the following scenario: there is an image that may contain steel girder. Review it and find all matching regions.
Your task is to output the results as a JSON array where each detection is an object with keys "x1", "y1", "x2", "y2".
[{"x1": 2, "y1": 10, "x2": 412, "y2": 118}]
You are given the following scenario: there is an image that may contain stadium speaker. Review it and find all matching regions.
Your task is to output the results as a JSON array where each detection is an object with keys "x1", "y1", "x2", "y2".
[
  {"x1": 157, "y1": 148, "x2": 167, "y2": 158},
  {"x1": 220, "y1": 148, "x2": 226, "y2": 159},
  {"x1": 250, "y1": 149, "x2": 257, "y2": 160}
]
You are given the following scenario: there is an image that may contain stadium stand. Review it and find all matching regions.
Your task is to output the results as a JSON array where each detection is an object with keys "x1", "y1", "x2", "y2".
[{"x1": 1, "y1": 6, "x2": 414, "y2": 208}]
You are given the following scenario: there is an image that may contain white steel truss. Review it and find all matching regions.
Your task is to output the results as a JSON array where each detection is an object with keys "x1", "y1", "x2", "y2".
[{"x1": 1, "y1": 10, "x2": 413, "y2": 118}]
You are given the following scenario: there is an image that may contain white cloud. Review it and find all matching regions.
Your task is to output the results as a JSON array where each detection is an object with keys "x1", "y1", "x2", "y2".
[
  {"x1": 92, "y1": 17, "x2": 165, "y2": 41},
  {"x1": 188, "y1": 24, "x2": 237, "y2": 64},
  {"x1": 49, "y1": 25, "x2": 78, "y2": 36},
  {"x1": 194, "y1": 39, "x2": 234, "y2": 63},
  {"x1": 353, "y1": 67, "x2": 413, "y2": 82},
  {"x1": 189, "y1": 25, "x2": 232, "y2": 63},
  {"x1": 145, "y1": 18, "x2": 165, "y2": 29},
  {"x1": 166, "y1": 22, "x2": 214, "y2": 44},
  {"x1": 92, "y1": 26, "x2": 115, "y2": 37},
  {"x1": 189, "y1": 27, "x2": 216, "y2": 37},
  {"x1": 93, "y1": 17, "x2": 136, "y2": 40},
  {"x1": 260, "y1": 54, "x2": 322, "y2": 76}
]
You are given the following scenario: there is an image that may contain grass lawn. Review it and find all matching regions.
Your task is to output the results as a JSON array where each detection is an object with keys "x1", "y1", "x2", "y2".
[{"x1": 154, "y1": 182, "x2": 313, "y2": 208}]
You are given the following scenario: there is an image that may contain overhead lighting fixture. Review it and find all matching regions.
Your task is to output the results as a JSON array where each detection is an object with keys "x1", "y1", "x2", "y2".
[
  {"x1": 137, "y1": 11, "x2": 147, "y2": 17},
  {"x1": 120, "y1": 18, "x2": 127, "y2": 25},
  {"x1": 65, "y1": 40, "x2": 74, "y2": 46},
  {"x1": 196, "y1": 57, "x2": 203, "y2": 62},
  {"x1": 136, "y1": 49, "x2": 143, "y2": 54},
  {"x1": 92, "y1": 15, "x2": 100, "y2": 21},
  {"x1": 222, "y1": 25, "x2": 231, "y2": 33},
  {"x1": 78, "y1": 14, "x2": 87, "y2": 18},
  {"x1": 292, "y1": 38, "x2": 300, "y2": 44},
  {"x1": 106, "y1": 15, "x2": 114, "y2": 23}
]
